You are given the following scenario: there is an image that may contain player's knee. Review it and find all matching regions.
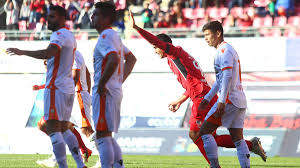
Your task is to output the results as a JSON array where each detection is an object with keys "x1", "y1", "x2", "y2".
[
  {"x1": 96, "y1": 131, "x2": 112, "y2": 139},
  {"x1": 229, "y1": 128, "x2": 244, "y2": 142},
  {"x1": 189, "y1": 131, "x2": 200, "y2": 142}
]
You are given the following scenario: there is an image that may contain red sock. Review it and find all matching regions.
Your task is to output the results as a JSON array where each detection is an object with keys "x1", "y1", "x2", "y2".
[
  {"x1": 194, "y1": 136, "x2": 210, "y2": 164},
  {"x1": 215, "y1": 135, "x2": 253, "y2": 150},
  {"x1": 71, "y1": 128, "x2": 87, "y2": 152}
]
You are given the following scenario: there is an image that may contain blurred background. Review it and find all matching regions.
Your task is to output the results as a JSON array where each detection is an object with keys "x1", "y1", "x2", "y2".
[{"x1": 0, "y1": 0, "x2": 299, "y2": 158}]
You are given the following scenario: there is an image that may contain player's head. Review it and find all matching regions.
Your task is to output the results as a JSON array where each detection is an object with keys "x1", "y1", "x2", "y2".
[
  {"x1": 47, "y1": 5, "x2": 67, "y2": 31},
  {"x1": 154, "y1": 33, "x2": 172, "y2": 59},
  {"x1": 92, "y1": 2, "x2": 116, "y2": 31},
  {"x1": 202, "y1": 21, "x2": 224, "y2": 48}
]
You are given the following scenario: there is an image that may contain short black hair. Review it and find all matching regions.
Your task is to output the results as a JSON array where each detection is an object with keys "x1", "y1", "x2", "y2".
[
  {"x1": 94, "y1": 2, "x2": 116, "y2": 23},
  {"x1": 156, "y1": 33, "x2": 172, "y2": 44},
  {"x1": 202, "y1": 21, "x2": 223, "y2": 36},
  {"x1": 49, "y1": 5, "x2": 67, "y2": 18}
]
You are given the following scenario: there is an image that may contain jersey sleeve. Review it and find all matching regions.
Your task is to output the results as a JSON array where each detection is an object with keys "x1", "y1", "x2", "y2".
[
  {"x1": 220, "y1": 47, "x2": 234, "y2": 71},
  {"x1": 50, "y1": 31, "x2": 66, "y2": 49},
  {"x1": 96, "y1": 31, "x2": 118, "y2": 57},
  {"x1": 136, "y1": 27, "x2": 181, "y2": 58},
  {"x1": 73, "y1": 51, "x2": 83, "y2": 70}
]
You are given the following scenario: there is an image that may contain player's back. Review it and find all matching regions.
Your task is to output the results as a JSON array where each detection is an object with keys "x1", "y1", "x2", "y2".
[
  {"x1": 93, "y1": 29, "x2": 125, "y2": 96},
  {"x1": 215, "y1": 42, "x2": 247, "y2": 108},
  {"x1": 46, "y1": 28, "x2": 76, "y2": 94},
  {"x1": 74, "y1": 51, "x2": 88, "y2": 92}
]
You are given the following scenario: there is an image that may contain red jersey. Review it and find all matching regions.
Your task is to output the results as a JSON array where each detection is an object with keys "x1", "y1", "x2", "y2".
[{"x1": 137, "y1": 27, "x2": 211, "y2": 100}]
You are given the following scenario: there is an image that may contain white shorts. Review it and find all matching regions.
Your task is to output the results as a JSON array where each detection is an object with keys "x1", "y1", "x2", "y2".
[
  {"x1": 205, "y1": 103, "x2": 246, "y2": 128},
  {"x1": 70, "y1": 90, "x2": 93, "y2": 128},
  {"x1": 44, "y1": 88, "x2": 75, "y2": 121},
  {"x1": 92, "y1": 92, "x2": 122, "y2": 133}
]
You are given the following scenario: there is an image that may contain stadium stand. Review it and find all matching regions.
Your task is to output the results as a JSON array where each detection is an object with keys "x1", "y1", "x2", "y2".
[{"x1": 0, "y1": 0, "x2": 299, "y2": 40}]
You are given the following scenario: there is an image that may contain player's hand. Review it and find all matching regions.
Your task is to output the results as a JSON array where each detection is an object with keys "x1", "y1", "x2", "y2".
[
  {"x1": 198, "y1": 99, "x2": 209, "y2": 111},
  {"x1": 128, "y1": 9, "x2": 137, "y2": 29},
  {"x1": 97, "y1": 84, "x2": 107, "y2": 97},
  {"x1": 214, "y1": 102, "x2": 225, "y2": 118},
  {"x1": 168, "y1": 101, "x2": 181, "y2": 112},
  {"x1": 6, "y1": 48, "x2": 23, "y2": 56},
  {"x1": 33, "y1": 85, "x2": 40, "y2": 90}
]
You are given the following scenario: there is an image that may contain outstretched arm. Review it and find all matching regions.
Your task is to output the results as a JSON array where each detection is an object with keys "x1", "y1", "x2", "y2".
[
  {"x1": 6, "y1": 44, "x2": 59, "y2": 59},
  {"x1": 128, "y1": 10, "x2": 179, "y2": 56}
]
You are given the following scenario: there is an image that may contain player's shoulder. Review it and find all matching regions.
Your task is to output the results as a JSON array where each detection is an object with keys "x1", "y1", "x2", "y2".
[
  {"x1": 217, "y1": 42, "x2": 233, "y2": 55},
  {"x1": 100, "y1": 28, "x2": 118, "y2": 40}
]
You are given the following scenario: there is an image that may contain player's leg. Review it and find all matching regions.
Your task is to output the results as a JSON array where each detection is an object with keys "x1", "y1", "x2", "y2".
[
  {"x1": 199, "y1": 121, "x2": 220, "y2": 168},
  {"x1": 215, "y1": 134, "x2": 253, "y2": 149},
  {"x1": 189, "y1": 130, "x2": 210, "y2": 164},
  {"x1": 93, "y1": 94, "x2": 115, "y2": 168},
  {"x1": 44, "y1": 88, "x2": 68, "y2": 168},
  {"x1": 58, "y1": 90, "x2": 85, "y2": 168},
  {"x1": 199, "y1": 102, "x2": 222, "y2": 168},
  {"x1": 223, "y1": 104, "x2": 250, "y2": 168},
  {"x1": 77, "y1": 91, "x2": 94, "y2": 162},
  {"x1": 36, "y1": 116, "x2": 58, "y2": 167},
  {"x1": 71, "y1": 126, "x2": 93, "y2": 162}
]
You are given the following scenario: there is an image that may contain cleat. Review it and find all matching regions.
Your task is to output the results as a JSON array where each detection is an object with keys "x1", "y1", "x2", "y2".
[
  {"x1": 250, "y1": 137, "x2": 267, "y2": 162},
  {"x1": 36, "y1": 155, "x2": 57, "y2": 167},
  {"x1": 82, "y1": 148, "x2": 92, "y2": 163}
]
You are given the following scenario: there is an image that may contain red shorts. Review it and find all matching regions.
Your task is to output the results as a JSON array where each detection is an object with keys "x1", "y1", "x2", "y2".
[{"x1": 189, "y1": 95, "x2": 220, "y2": 131}]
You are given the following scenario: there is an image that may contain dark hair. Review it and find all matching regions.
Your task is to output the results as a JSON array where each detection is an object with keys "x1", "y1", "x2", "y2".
[
  {"x1": 202, "y1": 21, "x2": 223, "y2": 36},
  {"x1": 94, "y1": 2, "x2": 116, "y2": 23},
  {"x1": 156, "y1": 33, "x2": 172, "y2": 44},
  {"x1": 49, "y1": 5, "x2": 67, "y2": 18}
]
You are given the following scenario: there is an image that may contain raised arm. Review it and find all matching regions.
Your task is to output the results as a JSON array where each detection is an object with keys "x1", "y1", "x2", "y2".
[
  {"x1": 6, "y1": 43, "x2": 60, "y2": 59},
  {"x1": 128, "y1": 10, "x2": 179, "y2": 56}
]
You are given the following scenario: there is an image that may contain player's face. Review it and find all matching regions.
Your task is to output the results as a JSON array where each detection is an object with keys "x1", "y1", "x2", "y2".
[
  {"x1": 47, "y1": 10, "x2": 60, "y2": 31},
  {"x1": 91, "y1": 8, "x2": 106, "y2": 30},
  {"x1": 203, "y1": 29, "x2": 218, "y2": 48},
  {"x1": 154, "y1": 46, "x2": 166, "y2": 59}
]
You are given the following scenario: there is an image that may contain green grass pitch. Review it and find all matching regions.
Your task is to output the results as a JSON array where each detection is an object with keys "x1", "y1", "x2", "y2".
[{"x1": 0, "y1": 154, "x2": 299, "y2": 168}]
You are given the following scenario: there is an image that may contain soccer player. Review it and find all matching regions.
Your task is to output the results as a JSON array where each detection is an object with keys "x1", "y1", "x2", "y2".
[
  {"x1": 91, "y1": 2, "x2": 137, "y2": 168},
  {"x1": 7, "y1": 5, "x2": 86, "y2": 168},
  {"x1": 128, "y1": 11, "x2": 266, "y2": 166},
  {"x1": 35, "y1": 51, "x2": 93, "y2": 167},
  {"x1": 199, "y1": 21, "x2": 251, "y2": 168}
]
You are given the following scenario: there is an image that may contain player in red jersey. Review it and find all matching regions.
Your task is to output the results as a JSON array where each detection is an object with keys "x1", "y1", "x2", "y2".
[{"x1": 128, "y1": 10, "x2": 266, "y2": 165}]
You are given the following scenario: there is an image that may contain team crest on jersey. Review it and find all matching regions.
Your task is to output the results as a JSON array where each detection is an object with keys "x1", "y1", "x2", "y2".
[
  {"x1": 221, "y1": 48, "x2": 225, "y2": 53},
  {"x1": 102, "y1": 34, "x2": 106, "y2": 39},
  {"x1": 56, "y1": 32, "x2": 61, "y2": 35}
]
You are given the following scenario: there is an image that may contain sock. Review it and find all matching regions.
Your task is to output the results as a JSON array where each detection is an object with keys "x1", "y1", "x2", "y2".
[
  {"x1": 96, "y1": 137, "x2": 114, "y2": 168},
  {"x1": 201, "y1": 134, "x2": 220, "y2": 168},
  {"x1": 49, "y1": 132, "x2": 68, "y2": 168},
  {"x1": 71, "y1": 128, "x2": 87, "y2": 153},
  {"x1": 194, "y1": 136, "x2": 210, "y2": 164},
  {"x1": 215, "y1": 135, "x2": 253, "y2": 150},
  {"x1": 111, "y1": 138, "x2": 124, "y2": 168},
  {"x1": 234, "y1": 139, "x2": 250, "y2": 168},
  {"x1": 62, "y1": 129, "x2": 85, "y2": 168}
]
